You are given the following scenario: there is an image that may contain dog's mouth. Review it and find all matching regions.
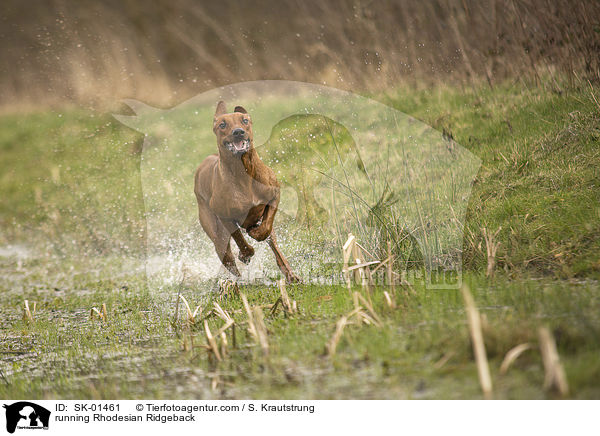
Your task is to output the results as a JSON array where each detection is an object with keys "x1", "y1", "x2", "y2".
[{"x1": 224, "y1": 138, "x2": 250, "y2": 155}]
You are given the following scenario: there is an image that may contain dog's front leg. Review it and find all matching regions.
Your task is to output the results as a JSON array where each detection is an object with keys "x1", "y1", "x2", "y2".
[
  {"x1": 247, "y1": 203, "x2": 277, "y2": 241},
  {"x1": 215, "y1": 233, "x2": 240, "y2": 278},
  {"x1": 223, "y1": 220, "x2": 255, "y2": 264}
]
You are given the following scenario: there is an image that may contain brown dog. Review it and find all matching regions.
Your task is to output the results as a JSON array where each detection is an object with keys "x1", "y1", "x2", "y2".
[{"x1": 194, "y1": 101, "x2": 300, "y2": 283}]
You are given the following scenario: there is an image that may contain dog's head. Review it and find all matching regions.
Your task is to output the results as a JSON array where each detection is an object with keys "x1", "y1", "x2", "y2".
[{"x1": 213, "y1": 101, "x2": 253, "y2": 157}]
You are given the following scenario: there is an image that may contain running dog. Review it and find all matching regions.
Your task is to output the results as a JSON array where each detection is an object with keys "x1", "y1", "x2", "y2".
[{"x1": 194, "y1": 101, "x2": 299, "y2": 283}]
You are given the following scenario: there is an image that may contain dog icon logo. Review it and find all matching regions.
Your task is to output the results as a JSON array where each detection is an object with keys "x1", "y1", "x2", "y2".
[{"x1": 2, "y1": 402, "x2": 50, "y2": 433}]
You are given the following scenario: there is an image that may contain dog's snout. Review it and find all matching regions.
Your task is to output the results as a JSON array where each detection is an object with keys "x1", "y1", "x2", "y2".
[{"x1": 232, "y1": 128, "x2": 245, "y2": 137}]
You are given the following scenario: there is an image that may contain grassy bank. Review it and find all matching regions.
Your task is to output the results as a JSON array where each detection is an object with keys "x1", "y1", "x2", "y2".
[{"x1": 0, "y1": 81, "x2": 599, "y2": 399}]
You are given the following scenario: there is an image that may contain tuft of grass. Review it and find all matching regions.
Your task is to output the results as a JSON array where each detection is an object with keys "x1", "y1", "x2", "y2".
[{"x1": 461, "y1": 285, "x2": 493, "y2": 398}]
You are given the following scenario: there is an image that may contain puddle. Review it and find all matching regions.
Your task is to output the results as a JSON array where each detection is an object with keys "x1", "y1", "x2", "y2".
[{"x1": 0, "y1": 244, "x2": 30, "y2": 259}]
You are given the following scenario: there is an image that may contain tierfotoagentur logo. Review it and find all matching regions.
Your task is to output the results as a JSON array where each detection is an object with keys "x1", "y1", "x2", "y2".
[
  {"x1": 115, "y1": 80, "x2": 480, "y2": 290},
  {"x1": 2, "y1": 402, "x2": 50, "y2": 434}
]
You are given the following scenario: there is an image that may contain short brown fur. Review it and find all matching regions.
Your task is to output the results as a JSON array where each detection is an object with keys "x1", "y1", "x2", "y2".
[{"x1": 194, "y1": 101, "x2": 299, "y2": 283}]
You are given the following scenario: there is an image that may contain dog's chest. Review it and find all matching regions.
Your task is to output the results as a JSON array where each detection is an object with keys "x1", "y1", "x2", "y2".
[{"x1": 210, "y1": 180, "x2": 273, "y2": 221}]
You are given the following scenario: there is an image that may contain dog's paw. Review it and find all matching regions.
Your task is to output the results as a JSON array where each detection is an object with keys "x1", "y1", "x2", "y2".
[
  {"x1": 286, "y1": 271, "x2": 302, "y2": 284},
  {"x1": 238, "y1": 247, "x2": 254, "y2": 264}
]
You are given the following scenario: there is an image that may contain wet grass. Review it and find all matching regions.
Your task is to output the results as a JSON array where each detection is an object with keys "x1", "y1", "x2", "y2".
[
  {"x1": 1, "y1": 261, "x2": 599, "y2": 399},
  {"x1": 1, "y1": 80, "x2": 599, "y2": 399}
]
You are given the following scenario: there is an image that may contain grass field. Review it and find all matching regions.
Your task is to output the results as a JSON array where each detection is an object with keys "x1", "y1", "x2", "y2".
[{"x1": 0, "y1": 81, "x2": 599, "y2": 399}]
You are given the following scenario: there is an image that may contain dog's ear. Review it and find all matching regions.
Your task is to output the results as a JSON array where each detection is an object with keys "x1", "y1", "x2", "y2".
[
  {"x1": 234, "y1": 106, "x2": 247, "y2": 114},
  {"x1": 215, "y1": 101, "x2": 227, "y2": 117}
]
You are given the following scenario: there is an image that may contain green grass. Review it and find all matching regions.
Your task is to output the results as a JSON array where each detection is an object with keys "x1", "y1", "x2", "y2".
[
  {"x1": 381, "y1": 83, "x2": 600, "y2": 277},
  {"x1": 0, "y1": 80, "x2": 599, "y2": 399},
  {"x1": 1, "y1": 268, "x2": 598, "y2": 399}
]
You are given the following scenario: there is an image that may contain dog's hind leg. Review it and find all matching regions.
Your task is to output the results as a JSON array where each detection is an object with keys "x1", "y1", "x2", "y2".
[
  {"x1": 197, "y1": 197, "x2": 240, "y2": 277},
  {"x1": 267, "y1": 231, "x2": 300, "y2": 283}
]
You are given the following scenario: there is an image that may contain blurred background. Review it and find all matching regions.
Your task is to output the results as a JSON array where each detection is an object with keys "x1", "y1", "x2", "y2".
[{"x1": 1, "y1": 0, "x2": 599, "y2": 110}]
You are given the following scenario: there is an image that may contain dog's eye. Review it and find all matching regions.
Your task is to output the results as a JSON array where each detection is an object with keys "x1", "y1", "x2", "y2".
[
  {"x1": 242, "y1": 118, "x2": 249, "y2": 125},
  {"x1": 219, "y1": 121, "x2": 227, "y2": 129}
]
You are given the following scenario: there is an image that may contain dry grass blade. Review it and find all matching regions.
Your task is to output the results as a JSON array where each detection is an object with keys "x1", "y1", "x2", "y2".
[
  {"x1": 220, "y1": 331, "x2": 228, "y2": 358},
  {"x1": 278, "y1": 279, "x2": 291, "y2": 311},
  {"x1": 214, "y1": 319, "x2": 234, "y2": 338},
  {"x1": 356, "y1": 311, "x2": 378, "y2": 326},
  {"x1": 204, "y1": 320, "x2": 222, "y2": 361},
  {"x1": 252, "y1": 306, "x2": 269, "y2": 355},
  {"x1": 90, "y1": 307, "x2": 103, "y2": 321},
  {"x1": 342, "y1": 233, "x2": 356, "y2": 263},
  {"x1": 213, "y1": 302, "x2": 232, "y2": 323},
  {"x1": 211, "y1": 374, "x2": 220, "y2": 391},
  {"x1": 400, "y1": 277, "x2": 417, "y2": 296},
  {"x1": 461, "y1": 285, "x2": 493, "y2": 399},
  {"x1": 342, "y1": 234, "x2": 375, "y2": 288},
  {"x1": 182, "y1": 333, "x2": 191, "y2": 352},
  {"x1": 499, "y1": 343, "x2": 533, "y2": 375},
  {"x1": 371, "y1": 255, "x2": 391, "y2": 274},
  {"x1": 354, "y1": 257, "x2": 364, "y2": 286},
  {"x1": 213, "y1": 302, "x2": 234, "y2": 338},
  {"x1": 352, "y1": 237, "x2": 361, "y2": 284},
  {"x1": 387, "y1": 241, "x2": 395, "y2": 290},
  {"x1": 383, "y1": 291, "x2": 396, "y2": 309},
  {"x1": 269, "y1": 297, "x2": 282, "y2": 316},
  {"x1": 90, "y1": 303, "x2": 108, "y2": 322},
  {"x1": 342, "y1": 233, "x2": 356, "y2": 290},
  {"x1": 355, "y1": 241, "x2": 376, "y2": 260},
  {"x1": 326, "y1": 315, "x2": 348, "y2": 356},
  {"x1": 340, "y1": 292, "x2": 382, "y2": 328},
  {"x1": 434, "y1": 351, "x2": 455, "y2": 370},
  {"x1": 345, "y1": 261, "x2": 380, "y2": 271},
  {"x1": 277, "y1": 279, "x2": 296, "y2": 314},
  {"x1": 538, "y1": 327, "x2": 569, "y2": 396},
  {"x1": 345, "y1": 306, "x2": 362, "y2": 320},
  {"x1": 240, "y1": 293, "x2": 258, "y2": 339},
  {"x1": 183, "y1": 317, "x2": 194, "y2": 352},
  {"x1": 179, "y1": 295, "x2": 201, "y2": 324},
  {"x1": 356, "y1": 292, "x2": 383, "y2": 327},
  {"x1": 179, "y1": 294, "x2": 194, "y2": 320},
  {"x1": 364, "y1": 268, "x2": 374, "y2": 304},
  {"x1": 22, "y1": 300, "x2": 35, "y2": 323},
  {"x1": 231, "y1": 323, "x2": 237, "y2": 348},
  {"x1": 192, "y1": 305, "x2": 202, "y2": 319},
  {"x1": 588, "y1": 79, "x2": 600, "y2": 114},
  {"x1": 482, "y1": 226, "x2": 501, "y2": 278}
]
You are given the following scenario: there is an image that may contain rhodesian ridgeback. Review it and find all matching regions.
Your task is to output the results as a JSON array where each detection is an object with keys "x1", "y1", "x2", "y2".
[{"x1": 194, "y1": 101, "x2": 300, "y2": 283}]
